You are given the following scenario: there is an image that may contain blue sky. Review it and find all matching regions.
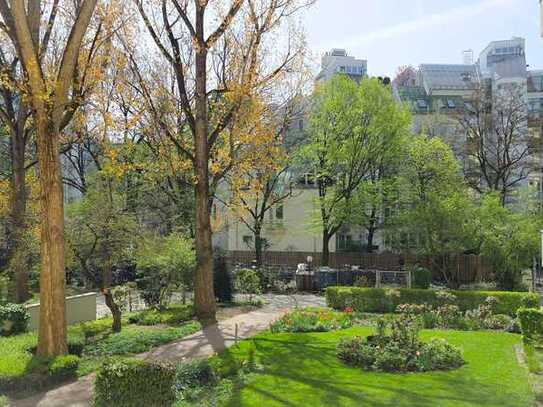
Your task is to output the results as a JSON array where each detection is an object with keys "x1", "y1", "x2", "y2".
[{"x1": 303, "y1": 0, "x2": 542, "y2": 77}]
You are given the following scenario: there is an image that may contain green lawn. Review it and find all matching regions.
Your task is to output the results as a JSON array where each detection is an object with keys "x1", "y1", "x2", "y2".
[{"x1": 213, "y1": 327, "x2": 535, "y2": 407}]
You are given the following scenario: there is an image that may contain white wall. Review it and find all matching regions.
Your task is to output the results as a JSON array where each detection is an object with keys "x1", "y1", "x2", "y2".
[{"x1": 26, "y1": 292, "x2": 97, "y2": 331}]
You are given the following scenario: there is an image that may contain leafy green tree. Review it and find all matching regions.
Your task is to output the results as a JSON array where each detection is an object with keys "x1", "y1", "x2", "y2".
[
  {"x1": 349, "y1": 132, "x2": 405, "y2": 253},
  {"x1": 135, "y1": 233, "x2": 195, "y2": 308},
  {"x1": 476, "y1": 193, "x2": 542, "y2": 290},
  {"x1": 65, "y1": 173, "x2": 138, "y2": 332},
  {"x1": 392, "y1": 135, "x2": 477, "y2": 287},
  {"x1": 302, "y1": 76, "x2": 410, "y2": 264}
]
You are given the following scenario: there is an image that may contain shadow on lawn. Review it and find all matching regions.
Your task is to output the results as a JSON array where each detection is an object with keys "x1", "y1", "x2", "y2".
[{"x1": 219, "y1": 334, "x2": 524, "y2": 407}]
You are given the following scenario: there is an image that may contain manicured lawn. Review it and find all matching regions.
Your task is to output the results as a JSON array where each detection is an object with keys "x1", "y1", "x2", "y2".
[{"x1": 213, "y1": 327, "x2": 535, "y2": 407}]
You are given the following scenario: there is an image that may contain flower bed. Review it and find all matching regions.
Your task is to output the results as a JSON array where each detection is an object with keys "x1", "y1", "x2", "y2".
[
  {"x1": 270, "y1": 308, "x2": 353, "y2": 333},
  {"x1": 337, "y1": 314, "x2": 464, "y2": 373}
]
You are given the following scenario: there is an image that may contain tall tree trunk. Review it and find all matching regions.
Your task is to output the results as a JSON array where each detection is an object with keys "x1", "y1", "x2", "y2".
[
  {"x1": 7, "y1": 127, "x2": 30, "y2": 303},
  {"x1": 36, "y1": 117, "x2": 67, "y2": 357},
  {"x1": 322, "y1": 229, "x2": 331, "y2": 267},
  {"x1": 254, "y1": 226, "x2": 263, "y2": 267},
  {"x1": 103, "y1": 289, "x2": 121, "y2": 332},
  {"x1": 192, "y1": 9, "x2": 216, "y2": 325}
]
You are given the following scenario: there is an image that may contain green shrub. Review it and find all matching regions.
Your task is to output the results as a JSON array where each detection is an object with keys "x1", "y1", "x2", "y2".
[
  {"x1": 0, "y1": 395, "x2": 8, "y2": 407},
  {"x1": 94, "y1": 358, "x2": 176, "y2": 407},
  {"x1": 483, "y1": 314, "x2": 515, "y2": 331},
  {"x1": 84, "y1": 323, "x2": 200, "y2": 357},
  {"x1": 135, "y1": 233, "x2": 195, "y2": 309},
  {"x1": 0, "y1": 303, "x2": 29, "y2": 336},
  {"x1": 270, "y1": 308, "x2": 353, "y2": 333},
  {"x1": 234, "y1": 269, "x2": 261, "y2": 300},
  {"x1": 67, "y1": 336, "x2": 85, "y2": 356},
  {"x1": 411, "y1": 266, "x2": 432, "y2": 289},
  {"x1": 78, "y1": 319, "x2": 113, "y2": 339},
  {"x1": 128, "y1": 305, "x2": 194, "y2": 326},
  {"x1": 175, "y1": 359, "x2": 216, "y2": 400},
  {"x1": 336, "y1": 314, "x2": 464, "y2": 373},
  {"x1": 48, "y1": 355, "x2": 80, "y2": 377},
  {"x1": 326, "y1": 287, "x2": 538, "y2": 316},
  {"x1": 518, "y1": 308, "x2": 543, "y2": 342}
]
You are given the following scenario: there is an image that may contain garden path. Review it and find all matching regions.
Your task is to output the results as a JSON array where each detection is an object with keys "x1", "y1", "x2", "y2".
[{"x1": 13, "y1": 294, "x2": 324, "y2": 407}]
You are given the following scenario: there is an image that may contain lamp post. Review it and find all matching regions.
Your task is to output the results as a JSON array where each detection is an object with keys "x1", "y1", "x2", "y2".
[{"x1": 540, "y1": 230, "x2": 543, "y2": 270}]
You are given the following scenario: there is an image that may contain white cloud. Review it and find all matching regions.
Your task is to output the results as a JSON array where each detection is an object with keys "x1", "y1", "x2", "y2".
[{"x1": 341, "y1": 0, "x2": 516, "y2": 48}]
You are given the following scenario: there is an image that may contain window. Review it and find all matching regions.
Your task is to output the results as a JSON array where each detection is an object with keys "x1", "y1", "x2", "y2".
[
  {"x1": 339, "y1": 66, "x2": 346, "y2": 72},
  {"x1": 416, "y1": 99, "x2": 428, "y2": 109},
  {"x1": 298, "y1": 119, "x2": 304, "y2": 131},
  {"x1": 447, "y1": 99, "x2": 456, "y2": 108},
  {"x1": 275, "y1": 204, "x2": 284, "y2": 220}
]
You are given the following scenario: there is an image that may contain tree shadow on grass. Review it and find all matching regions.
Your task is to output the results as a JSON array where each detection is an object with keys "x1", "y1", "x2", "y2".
[{"x1": 219, "y1": 334, "x2": 531, "y2": 407}]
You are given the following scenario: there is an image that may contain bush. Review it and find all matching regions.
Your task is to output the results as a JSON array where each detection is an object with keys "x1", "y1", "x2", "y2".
[
  {"x1": 128, "y1": 305, "x2": 194, "y2": 326},
  {"x1": 337, "y1": 314, "x2": 464, "y2": 373},
  {"x1": 518, "y1": 308, "x2": 543, "y2": 342},
  {"x1": 0, "y1": 303, "x2": 29, "y2": 336},
  {"x1": 48, "y1": 355, "x2": 80, "y2": 377},
  {"x1": 417, "y1": 339, "x2": 465, "y2": 371},
  {"x1": 483, "y1": 314, "x2": 516, "y2": 331},
  {"x1": 67, "y1": 336, "x2": 86, "y2": 356},
  {"x1": 94, "y1": 358, "x2": 176, "y2": 407},
  {"x1": 135, "y1": 234, "x2": 195, "y2": 308},
  {"x1": 79, "y1": 319, "x2": 113, "y2": 340},
  {"x1": 213, "y1": 253, "x2": 233, "y2": 303},
  {"x1": 175, "y1": 359, "x2": 216, "y2": 400},
  {"x1": 234, "y1": 269, "x2": 261, "y2": 299},
  {"x1": 411, "y1": 266, "x2": 432, "y2": 289},
  {"x1": 270, "y1": 308, "x2": 353, "y2": 333},
  {"x1": 326, "y1": 287, "x2": 538, "y2": 316}
]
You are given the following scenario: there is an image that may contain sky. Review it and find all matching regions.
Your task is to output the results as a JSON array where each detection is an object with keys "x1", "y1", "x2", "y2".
[{"x1": 302, "y1": 0, "x2": 542, "y2": 77}]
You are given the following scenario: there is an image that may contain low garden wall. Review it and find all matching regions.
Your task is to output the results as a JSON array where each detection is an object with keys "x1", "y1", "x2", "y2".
[
  {"x1": 326, "y1": 287, "x2": 539, "y2": 316},
  {"x1": 25, "y1": 292, "x2": 97, "y2": 331}
]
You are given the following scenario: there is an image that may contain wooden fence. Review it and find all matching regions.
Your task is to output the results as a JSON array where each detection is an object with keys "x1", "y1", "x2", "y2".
[{"x1": 227, "y1": 250, "x2": 494, "y2": 286}]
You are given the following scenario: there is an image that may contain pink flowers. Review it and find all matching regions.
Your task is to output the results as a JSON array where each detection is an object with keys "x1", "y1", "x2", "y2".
[{"x1": 344, "y1": 306, "x2": 354, "y2": 313}]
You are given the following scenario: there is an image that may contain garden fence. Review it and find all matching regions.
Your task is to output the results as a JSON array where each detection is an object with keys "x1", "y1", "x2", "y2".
[{"x1": 227, "y1": 250, "x2": 493, "y2": 286}]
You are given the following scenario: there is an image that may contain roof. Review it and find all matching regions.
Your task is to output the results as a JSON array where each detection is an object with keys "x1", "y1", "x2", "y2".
[{"x1": 419, "y1": 64, "x2": 480, "y2": 93}]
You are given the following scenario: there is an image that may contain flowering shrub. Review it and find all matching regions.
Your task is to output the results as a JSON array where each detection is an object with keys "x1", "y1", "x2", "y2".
[
  {"x1": 337, "y1": 315, "x2": 464, "y2": 373},
  {"x1": 395, "y1": 295, "x2": 518, "y2": 332},
  {"x1": 270, "y1": 308, "x2": 353, "y2": 333}
]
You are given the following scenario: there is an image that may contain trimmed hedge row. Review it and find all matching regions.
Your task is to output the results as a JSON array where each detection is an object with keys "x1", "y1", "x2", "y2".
[
  {"x1": 94, "y1": 359, "x2": 176, "y2": 407},
  {"x1": 517, "y1": 308, "x2": 543, "y2": 341},
  {"x1": 326, "y1": 287, "x2": 539, "y2": 316}
]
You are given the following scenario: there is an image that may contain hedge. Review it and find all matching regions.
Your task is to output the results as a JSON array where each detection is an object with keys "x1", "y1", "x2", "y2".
[
  {"x1": 94, "y1": 358, "x2": 176, "y2": 407},
  {"x1": 48, "y1": 355, "x2": 80, "y2": 377},
  {"x1": 517, "y1": 308, "x2": 543, "y2": 341},
  {"x1": 326, "y1": 287, "x2": 539, "y2": 316}
]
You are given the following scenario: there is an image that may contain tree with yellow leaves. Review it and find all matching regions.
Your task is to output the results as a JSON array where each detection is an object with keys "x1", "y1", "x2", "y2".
[
  {"x1": 132, "y1": 0, "x2": 314, "y2": 323},
  {"x1": 0, "y1": 0, "x2": 120, "y2": 356}
]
